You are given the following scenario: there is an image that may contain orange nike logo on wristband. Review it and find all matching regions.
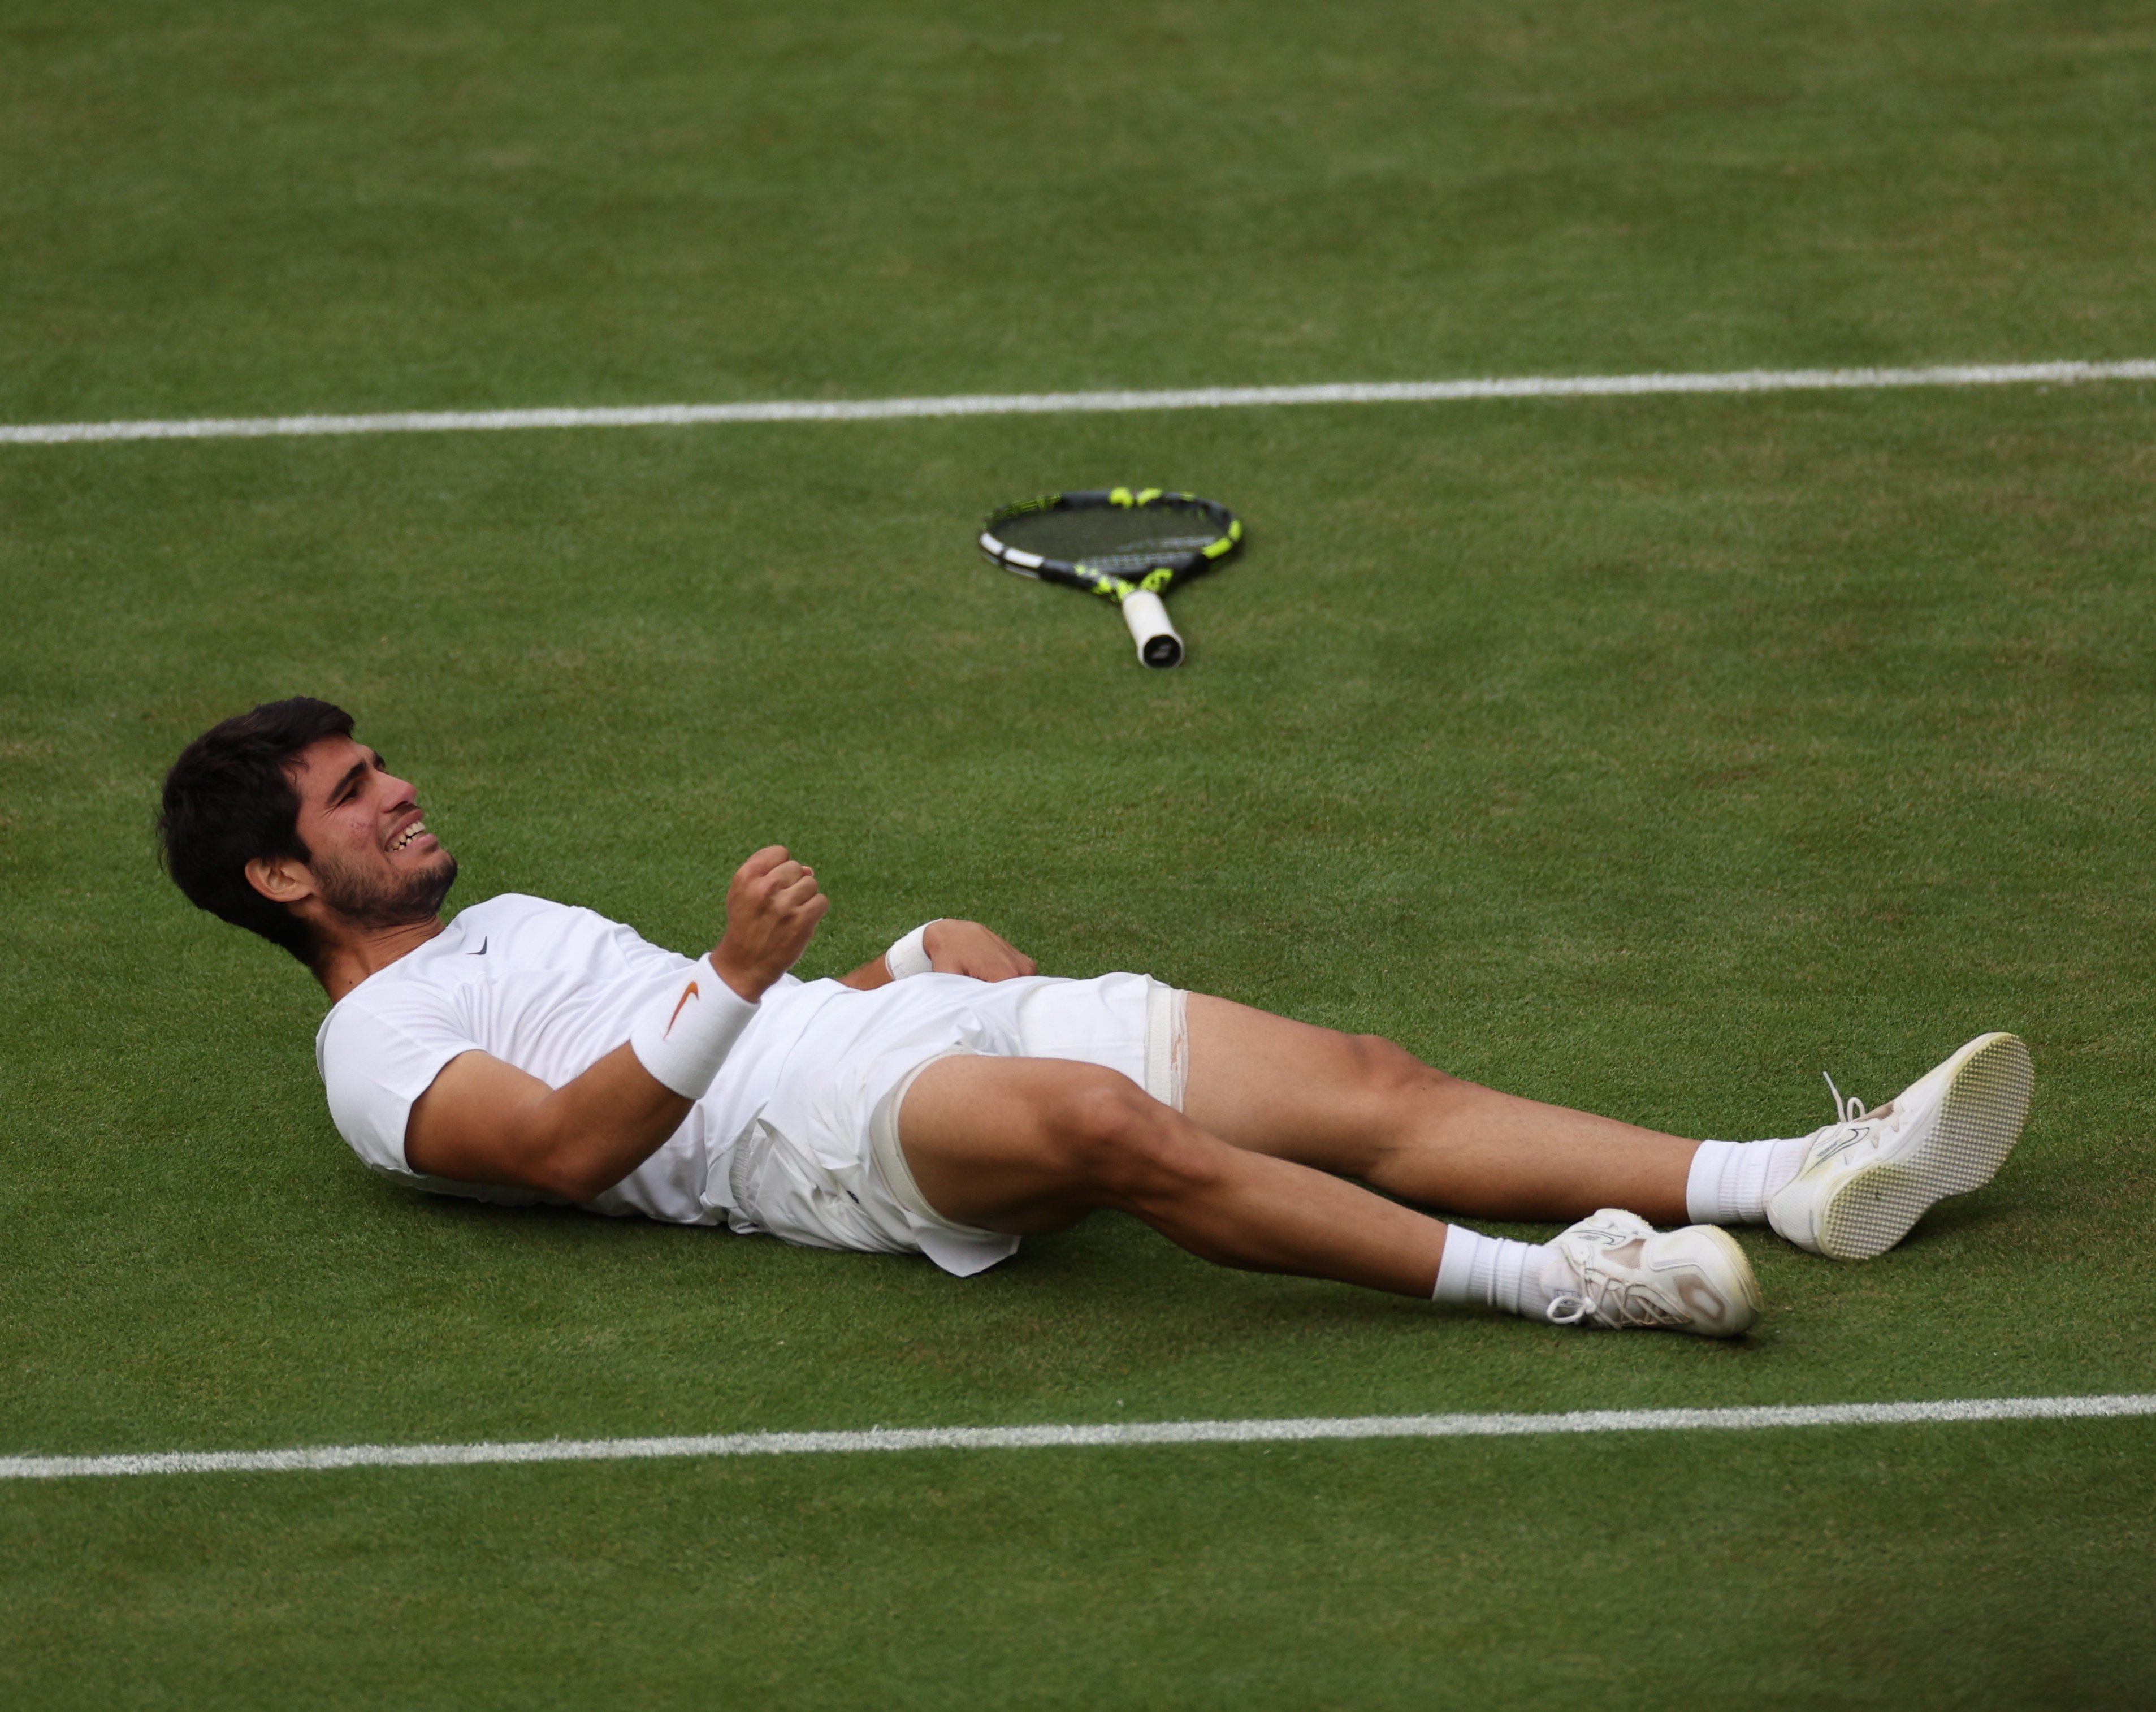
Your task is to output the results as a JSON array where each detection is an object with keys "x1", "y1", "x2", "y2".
[{"x1": 665, "y1": 980, "x2": 699, "y2": 1036}]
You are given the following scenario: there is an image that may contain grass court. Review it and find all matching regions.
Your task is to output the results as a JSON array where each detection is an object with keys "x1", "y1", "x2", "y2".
[{"x1": 3, "y1": 1, "x2": 2154, "y2": 1705}]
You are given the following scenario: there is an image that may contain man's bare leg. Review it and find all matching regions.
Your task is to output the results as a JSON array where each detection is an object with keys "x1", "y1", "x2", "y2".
[
  {"x1": 899, "y1": 1055, "x2": 1449, "y2": 1295},
  {"x1": 895, "y1": 1049, "x2": 1764, "y2": 1335},
  {"x1": 1183, "y1": 995, "x2": 1698, "y2": 1224}
]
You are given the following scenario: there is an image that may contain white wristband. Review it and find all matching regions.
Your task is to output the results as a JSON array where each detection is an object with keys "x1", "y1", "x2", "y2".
[
  {"x1": 884, "y1": 920, "x2": 940, "y2": 980},
  {"x1": 630, "y1": 955, "x2": 759, "y2": 1099}
]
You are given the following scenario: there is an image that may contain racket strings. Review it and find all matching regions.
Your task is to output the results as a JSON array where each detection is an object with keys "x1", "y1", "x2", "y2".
[
  {"x1": 979, "y1": 491, "x2": 1240, "y2": 619},
  {"x1": 1068, "y1": 539, "x2": 1218, "y2": 573},
  {"x1": 993, "y1": 513, "x2": 1225, "y2": 568}
]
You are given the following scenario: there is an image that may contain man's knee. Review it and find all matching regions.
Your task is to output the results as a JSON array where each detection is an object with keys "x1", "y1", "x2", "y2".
[
  {"x1": 1046, "y1": 1071, "x2": 1214, "y2": 1202},
  {"x1": 1340, "y1": 1033, "x2": 1461, "y2": 1122}
]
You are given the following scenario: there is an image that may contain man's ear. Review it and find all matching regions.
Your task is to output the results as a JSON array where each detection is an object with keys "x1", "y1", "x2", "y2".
[{"x1": 245, "y1": 853, "x2": 316, "y2": 906}]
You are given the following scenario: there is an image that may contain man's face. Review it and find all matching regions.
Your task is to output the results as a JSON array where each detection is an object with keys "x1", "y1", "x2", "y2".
[{"x1": 281, "y1": 734, "x2": 458, "y2": 928}]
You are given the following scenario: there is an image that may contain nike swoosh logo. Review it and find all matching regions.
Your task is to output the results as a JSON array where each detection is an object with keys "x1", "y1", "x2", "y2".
[
  {"x1": 467, "y1": 937, "x2": 488, "y2": 956},
  {"x1": 665, "y1": 980, "x2": 699, "y2": 1036}
]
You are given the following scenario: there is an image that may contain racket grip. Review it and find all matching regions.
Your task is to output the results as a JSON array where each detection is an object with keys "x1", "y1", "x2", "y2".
[{"x1": 1120, "y1": 589, "x2": 1184, "y2": 669}]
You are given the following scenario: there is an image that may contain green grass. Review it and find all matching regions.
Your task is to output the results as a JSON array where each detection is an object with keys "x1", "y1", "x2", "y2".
[
  {"x1": 7, "y1": 0, "x2": 2155, "y2": 419},
  {"x1": 4, "y1": 1, "x2": 2155, "y2": 1706},
  {"x1": 8, "y1": 1426, "x2": 2155, "y2": 1707}
]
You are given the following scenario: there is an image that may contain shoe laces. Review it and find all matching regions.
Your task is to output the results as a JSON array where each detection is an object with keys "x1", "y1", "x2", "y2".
[
  {"x1": 1822, "y1": 1071, "x2": 1868, "y2": 1123},
  {"x1": 1544, "y1": 1256, "x2": 1686, "y2": 1330}
]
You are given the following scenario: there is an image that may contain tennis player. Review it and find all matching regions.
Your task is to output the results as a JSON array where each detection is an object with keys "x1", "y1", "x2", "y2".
[{"x1": 159, "y1": 699, "x2": 2035, "y2": 1339}]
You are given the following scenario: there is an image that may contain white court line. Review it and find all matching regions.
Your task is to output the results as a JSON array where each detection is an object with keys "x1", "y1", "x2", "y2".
[
  {"x1": 6, "y1": 1393, "x2": 2151, "y2": 1481},
  {"x1": 3, "y1": 360, "x2": 2151, "y2": 447}
]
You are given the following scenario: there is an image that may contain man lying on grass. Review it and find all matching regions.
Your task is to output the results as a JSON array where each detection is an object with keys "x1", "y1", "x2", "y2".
[{"x1": 160, "y1": 698, "x2": 2035, "y2": 1340}]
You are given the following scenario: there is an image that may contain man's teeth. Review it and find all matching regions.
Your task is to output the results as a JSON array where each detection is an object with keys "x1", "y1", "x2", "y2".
[{"x1": 392, "y1": 821, "x2": 427, "y2": 851}]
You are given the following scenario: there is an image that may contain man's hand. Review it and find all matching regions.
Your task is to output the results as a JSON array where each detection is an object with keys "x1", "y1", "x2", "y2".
[
  {"x1": 834, "y1": 919, "x2": 1040, "y2": 989},
  {"x1": 923, "y1": 920, "x2": 1037, "y2": 981},
  {"x1": 711, "y1": 846, "x2": 829, "y2": 1001}
]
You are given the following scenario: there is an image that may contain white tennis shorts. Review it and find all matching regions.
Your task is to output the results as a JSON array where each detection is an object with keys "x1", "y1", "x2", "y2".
[{"x1": 720, "y1": 971, "x2": 1188, "y2": 1276}]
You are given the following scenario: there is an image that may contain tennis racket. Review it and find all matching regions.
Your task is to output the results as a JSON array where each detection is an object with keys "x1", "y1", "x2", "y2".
[{"x1": 977, "y1": 488, "x2": 1242, "y2": 668}]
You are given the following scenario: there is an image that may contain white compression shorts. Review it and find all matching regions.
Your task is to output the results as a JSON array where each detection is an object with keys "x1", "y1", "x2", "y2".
[{"x1": 720, "y1": 971, "x2": 1188, "y2": 1277}]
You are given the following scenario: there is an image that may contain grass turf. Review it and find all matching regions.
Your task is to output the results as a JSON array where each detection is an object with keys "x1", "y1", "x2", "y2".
[{"x1": 4, "y1": 0, "x2": 2155, "y2": 1706}]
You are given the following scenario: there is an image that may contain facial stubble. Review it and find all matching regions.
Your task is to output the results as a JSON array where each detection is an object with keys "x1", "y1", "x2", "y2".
[{"x1": 311, "y1": 845, "x2": 460, "y2": 930}]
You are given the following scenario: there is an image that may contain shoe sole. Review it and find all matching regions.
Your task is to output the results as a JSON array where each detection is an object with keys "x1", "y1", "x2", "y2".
[{"x1": 1813, "y1": 1032, "x2": 2033, "y2": 1262}]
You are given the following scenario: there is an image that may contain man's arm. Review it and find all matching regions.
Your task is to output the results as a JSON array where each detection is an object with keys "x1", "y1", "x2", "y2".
[
  {"x1": 837, "y1": 920, "x2": 1040, "y2": 989},
  {"x1": 406, "y1": 846, "x2": 825, "y2": 1200},
  {"x1": 405, "y1": 1043, "x2": 691, "y2": 1202}
]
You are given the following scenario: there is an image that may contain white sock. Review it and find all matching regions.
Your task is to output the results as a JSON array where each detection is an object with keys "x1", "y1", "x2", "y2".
[
  {"x1": 1685, "y1": 1136, "x2": 1813, "y2": 1225},
  {"x1": 1431, "y1": 1226, "x2": 1558, "y2": 1321}
]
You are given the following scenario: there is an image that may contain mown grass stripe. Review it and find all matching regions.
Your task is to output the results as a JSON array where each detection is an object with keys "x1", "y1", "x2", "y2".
[
  {"x1": 5, "y1": 360, "x2": 2153, "y2": 447},
  {"x1": 7, "y1": 1394, "x2": 2152, "y2": 1480}
]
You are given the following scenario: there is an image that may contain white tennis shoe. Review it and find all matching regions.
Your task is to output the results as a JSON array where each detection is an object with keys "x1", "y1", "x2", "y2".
[
  {"x1": 1767, "y1": 1032, "x2": 2033, "y2": 1261},
  {"x1": 1540, "y1": 1209, "x2": 1762, "y2": 1338}
]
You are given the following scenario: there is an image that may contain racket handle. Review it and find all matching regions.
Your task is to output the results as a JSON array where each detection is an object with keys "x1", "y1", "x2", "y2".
[{"x1": 1120, "y1": 589, "x2": 1184, "y2": 669}]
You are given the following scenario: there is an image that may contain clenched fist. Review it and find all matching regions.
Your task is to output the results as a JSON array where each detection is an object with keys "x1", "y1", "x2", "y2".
[{"x1": 711, "y1": 846, "x2": 830, "y2": 1001}]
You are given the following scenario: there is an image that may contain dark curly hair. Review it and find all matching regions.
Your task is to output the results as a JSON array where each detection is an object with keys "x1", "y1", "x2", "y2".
[{"x1": 159, "y1": 698, "x2": 356, "y2": 966}]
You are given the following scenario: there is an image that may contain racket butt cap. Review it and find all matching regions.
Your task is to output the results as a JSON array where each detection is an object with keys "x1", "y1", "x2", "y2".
[{"x1": 1121, "y1": 589, "x2": 1183, "y2": 669}]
